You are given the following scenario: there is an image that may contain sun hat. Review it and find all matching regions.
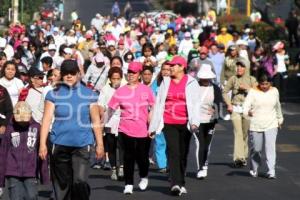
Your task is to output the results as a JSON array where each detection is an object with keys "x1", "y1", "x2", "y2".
[{"x1": 197, "y1": 64, "x2": 216, "y2": 79}]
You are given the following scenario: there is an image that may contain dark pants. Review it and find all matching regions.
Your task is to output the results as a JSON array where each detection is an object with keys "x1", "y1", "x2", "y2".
[
  {"x1": 105, "y1": 132, "x2": 124, "y2": 168},
  {"x1": 119, "y1": 132, "x2": 151, "y2": 185},
  {"x1": 288, "y1": 30, "x2": 299, "y2": 47},
  {"x1": 7, "y1": 177, "x2": 37, "y2": 200},
  {"x1": 194, "y1": 123, "x2": 215, "y2": 170},
  {"x1": 50, "y1": 144, "x2": 91, "y2": 200},
  {"x1": 273, "y1": 72, "x2": 288, "y2": 101},
  {"x1": 163, "y1": 124, "x2": 192, "y2": 187}
]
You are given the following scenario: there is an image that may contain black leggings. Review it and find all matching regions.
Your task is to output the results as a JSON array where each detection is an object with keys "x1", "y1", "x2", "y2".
[
  {"x1": 194, "y1": 123, "x2": 215, "y2": 170},
  {"x1": 105, "y1": 133, "x2": 124, "y2": 168},
  {"x1": 119, "y1": 132, "x2": 151, "y2": 185}
]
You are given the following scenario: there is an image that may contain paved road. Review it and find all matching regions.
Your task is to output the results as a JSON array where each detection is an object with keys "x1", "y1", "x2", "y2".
[
  {"x1": 2, "y1": 101, "x2": 300, "y2": 200},
  {"x1": 62, "y1": 0, "x2": 153, "y2": 28}
]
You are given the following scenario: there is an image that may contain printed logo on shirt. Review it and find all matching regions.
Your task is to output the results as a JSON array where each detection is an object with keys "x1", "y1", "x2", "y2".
[
  {"x1": 27, "y1": 127, "x2": 38, "y2": 152},
  {"x1": 11, "y1": 132, "x2": 21, "y2": 148}
]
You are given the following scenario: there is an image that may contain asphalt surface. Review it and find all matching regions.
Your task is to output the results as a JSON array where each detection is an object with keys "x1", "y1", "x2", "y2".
[
  {"x1": 1, "y1": 79, "x2": 300, "y2": 199},
  {"x1": 1, "y1": 1, "x2": 300, "y2": 199}
]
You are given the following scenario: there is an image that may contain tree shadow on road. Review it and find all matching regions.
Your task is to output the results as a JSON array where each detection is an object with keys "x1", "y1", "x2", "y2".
[{"x1": 209, "y1": 162, "x2": 233, "y2": 168}]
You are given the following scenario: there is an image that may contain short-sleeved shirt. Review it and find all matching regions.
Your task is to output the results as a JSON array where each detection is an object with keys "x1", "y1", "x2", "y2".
[
  {"x1": 45, "y1": 83, "x2": 98, "y2": 147},
  {"x1": 108, "y1": 83, "x2": 155, "y2": 138},
  {"x1": 164, "y1": 75, "x2": 188, "y2": 124}
]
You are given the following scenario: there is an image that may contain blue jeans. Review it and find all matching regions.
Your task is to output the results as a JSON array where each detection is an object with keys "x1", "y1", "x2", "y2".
[
  {"x1": 154, "y1": 132, "x2": 167, "y2": 169},
  {"x1": 7, "y1": 177, "x2": 38, "y2": 200}
]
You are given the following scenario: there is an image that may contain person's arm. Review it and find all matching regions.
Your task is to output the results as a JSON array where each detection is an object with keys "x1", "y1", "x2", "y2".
[
  {"x1": 274, "y1": 88, "x2": 284, "y2": 127},
  {"x1": 90, "y1": 102, "x2": 105, "y2": 160},
  {"x1": 39, "y1": 100, "x2": 55, "y2": 160},
  {"x1": 242, "y1": 89, "x2": 254, "y2": 118},
  {"x1": 222, "y1": 77, "x2": 234, "y2": 112}
]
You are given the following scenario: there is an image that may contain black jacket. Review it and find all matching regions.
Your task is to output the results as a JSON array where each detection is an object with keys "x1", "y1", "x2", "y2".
[{"x1": 0, "y1": 85, "x2": 13, "y2": 127}]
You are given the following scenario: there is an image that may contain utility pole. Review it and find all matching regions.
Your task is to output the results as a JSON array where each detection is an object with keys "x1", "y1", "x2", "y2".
[
  {"x1": 226, "y1": 0, "x2": 231, "y2": 15},
  {"x1": 247, "y1": 0, "x2": 251, "y2": 16},
  {"x1": 12, "y1": 0, "x2": 19, "y2": 23}
]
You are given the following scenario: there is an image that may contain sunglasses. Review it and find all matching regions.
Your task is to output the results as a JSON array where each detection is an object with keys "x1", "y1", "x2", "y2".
[{"x1": 33, "y1": 76, "x2": 43, "y2": 80}]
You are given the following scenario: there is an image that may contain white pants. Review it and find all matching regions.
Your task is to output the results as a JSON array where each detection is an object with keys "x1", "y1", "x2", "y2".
[{"x1": 249, "y1": 128, "x2": 278, "y2": 175}]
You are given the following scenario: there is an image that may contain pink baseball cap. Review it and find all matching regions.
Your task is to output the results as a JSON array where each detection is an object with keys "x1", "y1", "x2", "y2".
[
  {"x1": 128, "y1": 61, "x2": 143, "y2": 73},
  {"x1": 167, "y1": 56, "x2": 187, "y2": 69}
]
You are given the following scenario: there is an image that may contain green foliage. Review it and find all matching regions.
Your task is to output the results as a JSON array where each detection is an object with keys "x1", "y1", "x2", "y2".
[
  {"x1": 0, "y1": 0, "x2": 43, "y2": 23},
  {"x1": 217, "y1": 14, "x2": 251, "y2": 31},
  {"x1": 0, "y1": 0, "x2": 11, "y2": 17},
  {"x1": 251, "y1": 21, "x2": 287, "y2": 42}
]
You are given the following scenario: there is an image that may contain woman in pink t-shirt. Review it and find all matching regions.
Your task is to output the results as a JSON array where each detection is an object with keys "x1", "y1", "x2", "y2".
[
  {"x1": 108, "y1": 61, "x2": 155, "y2": 195},
  {"x1": 149, "y1": 56, "x2": 201, "y2": 196}
]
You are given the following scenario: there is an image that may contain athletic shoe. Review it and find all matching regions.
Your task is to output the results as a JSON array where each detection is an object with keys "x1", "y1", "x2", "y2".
[
  {"x1": 196, "y1": 169, "x2": 208, "y2": 179},
  {"x1": 223, "y1": 114, "x2": 231, "y2": 121},
  {"x1": 266, "y1": 173, "x2": 276, "y2": 179},
  {"x1": 249, "y1": 170, "x2": 258, "y2": 178},
  {"x1": 138, "y1": 178, "x2": 149, "y2": 191},
  {"x1": 242, "y1": 160, "x2": 247, "y2": 167},
  {"x1": 233, "y1": 160, "x2": 244, "y2": 168},
  {"x1": 171, "y1": 185, "x2": 182, "y2": 196},
  {"x1": 123, "y1": 185, "x2": 133, "y2": 194},
  {"x1": 118, "y1": 166, "x2": 124, "y2": 179},
  {"x1": 180, "y1": 186, "x2": 187, "y2": 194},
  {"x1": 91, "y1": 164, "x2": 101, "y2": 169},
  {"x1": 0, "y1": 188, "x2": 3, "y2": 198},
  {"x1": 111, "y1": 169, "x2": 118, "y2": 180},
  {"x1": 149, "y1": 158, "x2": 155, "y2": 165},
  {"x1": 158, "y1": 168, "x2": 167, "y2": 173},
  {"x1": 103, "y1": 161, "x2": 111, "y2": 170}
]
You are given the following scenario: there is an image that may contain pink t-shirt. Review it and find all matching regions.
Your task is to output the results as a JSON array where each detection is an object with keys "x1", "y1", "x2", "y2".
[
  {"x1": 108, "y1": 83, "x2": 155, "y2": 138},
  {"x1": 164, "y1": 75, "x2": 188, "y2": 124}
]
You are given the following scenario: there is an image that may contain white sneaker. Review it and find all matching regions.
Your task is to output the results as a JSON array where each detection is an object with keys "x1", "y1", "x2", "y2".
[
  {"x1": 138, "y1": 178, "x2": 148, "y2": 191},
  {"x1": 196, "y1": 169, "x2": 207, "y2": 179},
  {"x1": 180, "y1": 186, "x2": 187, "y2": 194},
  {"x1": 0, "y1": 187, "x2": 3, "y2": 198},
  {"x1": 171, "y1": 185, "x2": 182, "y2": 196},
  {"x1": 123, "y1": 185, "x2": 133, "y2": 194},
  {"x1": 249, "y1": 170, "x2": 258, "y2": 177},
  {"x1": 223, "y1": 114, "x2": 231, "y2": 121}
]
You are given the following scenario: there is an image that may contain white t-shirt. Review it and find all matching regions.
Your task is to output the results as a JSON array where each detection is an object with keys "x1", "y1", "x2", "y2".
[
  {"x1": 0, "y1": 77, "x2": 24, "y2": 107},
  {"x1": 199, "y1": 86, "x2": 215, "y2": 123},
  {"x1": 276, "y1": 53, "x2": 288, "y2": 73},
  {"x1": 25, "y1": 87, "x2": 44, "y2": 124},
  {"x1": 98, "y1": 84, "x2": 121, "y2": 135}
]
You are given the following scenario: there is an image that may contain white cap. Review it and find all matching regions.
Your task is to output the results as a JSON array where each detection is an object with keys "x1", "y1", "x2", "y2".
[
  {"x1": 64, "y1": 47, "x2": 73, "y2": 55},
  {"x1": 107, "y1": 40, "x2": 116, "y2": 47},
  {"x1": 245, "y1": 28, "x2": 251, "y2": 33},
  {"x1": 197, "y1": 64, "x2": 216, "y2": 79},
  {"x1": 96, "y1": 13, "x2": 101, "y2": 18},
  {"x1": 53, "y1": 27, "x2": 59, "y2": 32},
  {"x1": 236, "y1": 39, "x2": 248, "y2": 46},
  {"x1": 48, "y1": 44, "x2": 56, "y2": 51},
  {"x1": 0, "y1": 38, "x2": 7, "y2": 48}
]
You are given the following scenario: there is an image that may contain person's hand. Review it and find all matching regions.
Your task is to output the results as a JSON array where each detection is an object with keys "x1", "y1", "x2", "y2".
[
  {"x1": 39, "y1": 144, "x2": 48, "y2": 160},
  {"x1": 278, "y1": 123, "x2": 282, "y2": 129},
  {"x1": 191, "y1": 124, "x2": 198, "y2": 133},
  {"x1": 248, "y1": 110, "x2": 253, "y2": 117},
  {"x1": 239, "y1": 83, "x2": 249, "y2": 91},
  {"x1": 0, "y1": 126, "x2": 5, "y2": 134},
  {"x1": 227, "y1": 105, "x2": 233, "y2": 113},
  {"x1": 149, "y1": 132, "x2": 155, "y2": 139},
  {"x1": 95, "y1": 145, "x2": 105, "y2": 160},
  {"x1": 208, "y1": 108, "x2": 215, "y2": 115}
]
